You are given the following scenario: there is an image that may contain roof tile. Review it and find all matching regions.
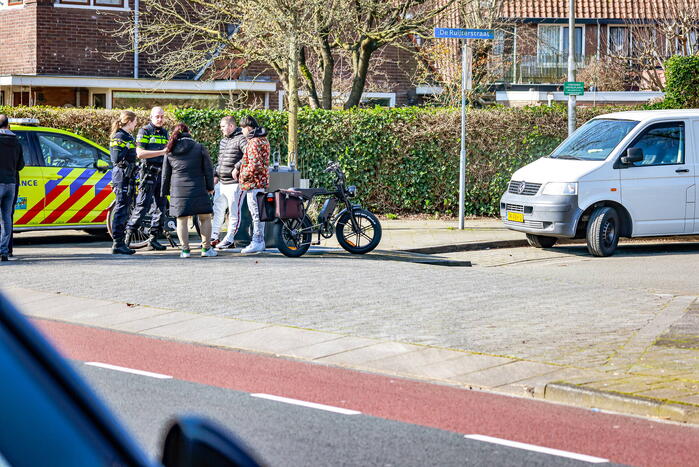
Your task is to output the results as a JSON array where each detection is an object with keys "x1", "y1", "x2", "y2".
[{"x1": 501, "y1": 0, "x2": 699, "y2": 19}]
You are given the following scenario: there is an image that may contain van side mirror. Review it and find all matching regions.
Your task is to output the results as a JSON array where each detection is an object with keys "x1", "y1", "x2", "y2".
[
  {"x1": 161, "y1": 416, "x2": 261, "y2": 467},
  {"x1": 621, "y1": 147, "x2": 644, "y2": 165}
]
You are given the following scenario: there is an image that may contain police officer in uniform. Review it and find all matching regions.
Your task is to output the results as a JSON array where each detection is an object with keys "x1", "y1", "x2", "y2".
[
  {"x1": 109, "y1": 111, "x2": 139, "y2": 255},
  {"x1": 125, "y1": 107, "x2": 169, "y2": 250}
]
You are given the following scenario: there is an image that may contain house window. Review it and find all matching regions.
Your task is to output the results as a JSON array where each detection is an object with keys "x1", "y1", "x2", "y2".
[
  {"x1": 55, "y1": 0, "x2": 126, "y2": 8},
  {"x1": 609, "y1": 26, "x2": 631, "y2": 56},
  {"x1": 1, "y1": 0, "x2": 24, "y2": 6},
  {"x1": 92, "y1": 93, "x2": 107, "y2": 108},
  {"x1": 677, "y1": 30, "x2": 699, "y2": 55},
  {"x1": 538, "y1": 25, "x2": 583, "y2": 64},
  {"x1": 493, "y1": 29, "x2": 505, "y2": 55}
]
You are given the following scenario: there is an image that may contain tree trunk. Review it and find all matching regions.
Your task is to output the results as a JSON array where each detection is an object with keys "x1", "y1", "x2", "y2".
[
  {"x1": 288, "y1": 33, "x2": 300, "y2": 168},
  {"x1": 319, "y1": 33, "x2": 335, "y2": 110},
  {"x1": 344, "y1": 38, "x2": 377, "y2": 109},
  {"x1": 299, "y1": 47, "x2": 321, "y2": 109}
]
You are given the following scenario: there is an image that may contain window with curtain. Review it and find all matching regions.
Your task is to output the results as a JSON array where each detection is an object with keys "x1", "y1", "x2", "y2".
[
  {"x1": 609, "y1": 27, "x2": 630, "y2": 56},
  {"x1": 538, "y1": 26, "x2": 561, "y2": 63},
  {"x1": 538, "y1": 25, "x2": 584, "y2": 64},
  {"x1": 493, "y1": 29, "x2": 505, "y2": 55},
  {"x1": 562, "y1": 27, "x2": 583, "y2": 59}
]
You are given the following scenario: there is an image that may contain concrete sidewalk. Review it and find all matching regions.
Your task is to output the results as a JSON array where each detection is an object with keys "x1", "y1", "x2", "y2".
[
  {"x1": 320, "y1": 217, "x2": 528, "y2": 253},
  {"x1": 5, "y1": 285, "x2": 699, "y2": 425}
]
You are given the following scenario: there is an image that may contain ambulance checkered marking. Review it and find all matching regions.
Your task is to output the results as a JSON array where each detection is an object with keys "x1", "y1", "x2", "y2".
[
  {"x1": 45, "y1": 168, "x2": 72, "y2": 195},
  {"x1": 17, "y1": 168, "x2": 115, "y2": 226}
]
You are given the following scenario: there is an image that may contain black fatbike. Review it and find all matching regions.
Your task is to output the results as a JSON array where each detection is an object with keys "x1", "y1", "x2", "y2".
[{"x1": 275, "y1": 161, "x2": 382, "y2": 258}]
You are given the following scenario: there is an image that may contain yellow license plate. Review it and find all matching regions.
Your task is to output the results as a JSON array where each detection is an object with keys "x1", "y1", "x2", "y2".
[{"x1": 507, "y1": 212, "x2": 524, "y2": 223}]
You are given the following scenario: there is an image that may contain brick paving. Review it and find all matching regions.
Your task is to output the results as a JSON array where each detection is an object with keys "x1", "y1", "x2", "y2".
[{"x1": 2, "y1": 220, "x2": 699, "y2": 422}]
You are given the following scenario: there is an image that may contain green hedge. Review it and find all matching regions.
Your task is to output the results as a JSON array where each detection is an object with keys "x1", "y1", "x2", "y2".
[
  {"x1": 1, "y1": 104, "x2": 625, "y2": 216},
  {"x1": 174, "y1": 106, "x2": 624, "y2": 216},
  {"x1": 664, "y1": 55, "x2": 699, "y2": 109}
]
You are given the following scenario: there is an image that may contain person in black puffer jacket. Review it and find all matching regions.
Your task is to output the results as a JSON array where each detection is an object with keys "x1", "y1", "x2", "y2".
[
  {"x1": 161, "y1": 123, "x2": 216, "y2": 258},
  {"x1": 213, "y1": 115, "x2": 248, "y2": 250}
]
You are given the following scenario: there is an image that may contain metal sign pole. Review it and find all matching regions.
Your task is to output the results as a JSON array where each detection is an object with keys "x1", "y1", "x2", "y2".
[
  {"x1": 433, "y1": 28, "x2": 492, "y2": 230},
  {"x1": 459, "y1": 38, "x2": 467, "y2": 230},
  {"x1": 567, "y1": 0, "x2": 576, "y2": 136}
]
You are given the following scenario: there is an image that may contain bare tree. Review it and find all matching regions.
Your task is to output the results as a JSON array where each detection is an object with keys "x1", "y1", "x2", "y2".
[
  {"x1": 110, "y1": 0, "x2": 340, "y2": 162},
  {"x1": 412, "y1": 0, "x2": 508, "y2": 106},
  {"x1": 609, "y1": 0, "x2": 699, "y2": 91}
]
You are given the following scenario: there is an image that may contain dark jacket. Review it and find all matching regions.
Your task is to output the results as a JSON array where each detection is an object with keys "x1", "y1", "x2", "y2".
[
  {"x1": 136, "y1": 122, "x2": 169, "y2": 167},
  {"x1": 109, "y1": 128, "x2": 137, "y2": 166},
  {"x1": 215, "y1": 128, "x2": 247, "y2": 184},
  {"x1": 0, "y1": 129, "x2": 25, "y2": 184},
  {"x1": 161, "y1": 135, "x2": 215, "y2": 217}
]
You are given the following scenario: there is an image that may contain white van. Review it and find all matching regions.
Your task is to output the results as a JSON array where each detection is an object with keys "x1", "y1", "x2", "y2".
[{"x1": 500, "y1": 109, "x2": 699, "y2": 256}]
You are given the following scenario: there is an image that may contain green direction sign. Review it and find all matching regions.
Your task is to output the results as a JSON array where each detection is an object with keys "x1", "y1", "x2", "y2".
[{"x1": 564, "y1": 81, "x2": 585, "y2": 96}]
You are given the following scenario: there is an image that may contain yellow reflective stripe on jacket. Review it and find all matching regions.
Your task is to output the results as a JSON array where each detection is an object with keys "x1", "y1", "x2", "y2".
[{"x1": 110, "y1": 140, "x2": 135, "y2": 149}]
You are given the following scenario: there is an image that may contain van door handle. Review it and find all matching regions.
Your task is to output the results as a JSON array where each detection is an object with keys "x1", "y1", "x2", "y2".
[
  {"x1": 676, "y1": 169, "x2": 690, "y2": 173},
  {"x1": 47, "y1": 175, "x2": 64, "y2": 180}
]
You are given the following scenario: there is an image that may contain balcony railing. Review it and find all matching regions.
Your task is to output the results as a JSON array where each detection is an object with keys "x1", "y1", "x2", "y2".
[{"x1": 489, "y1": 54, "x2": 589, "y2": 84}]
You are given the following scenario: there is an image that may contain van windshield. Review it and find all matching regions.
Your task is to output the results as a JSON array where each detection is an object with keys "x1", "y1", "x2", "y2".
[{"x1": 550, "y1": 119, "x2": 639, "y2": 161}]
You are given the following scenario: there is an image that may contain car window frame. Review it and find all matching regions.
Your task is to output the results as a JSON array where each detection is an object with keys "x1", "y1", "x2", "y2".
[
  {"x1": 0, "y1": 294, "x2": 153, "y2": 467},
  {"x1": 34, "y1": 130, "x2": 112, "y2": 169},
  {"x1": 618, "y1": 121, "x2": 686, "y2": 169},
  {"x1": 11, "y1": 130, "x2": 43, "y2": 167}
]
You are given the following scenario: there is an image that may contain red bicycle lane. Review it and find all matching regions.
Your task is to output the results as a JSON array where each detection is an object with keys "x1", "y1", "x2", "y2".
[{"x1": 34, "y1": 318, "x2": 699, "y2": 467}]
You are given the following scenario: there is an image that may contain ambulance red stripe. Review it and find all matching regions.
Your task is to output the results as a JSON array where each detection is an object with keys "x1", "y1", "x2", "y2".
[
  {"x1": 16, "y1": 185, "x2": 68, "y2": 225},
  {"x1": 41, "y1": 184, "x2": 93, "y2": 224},
  {"x1": 91, "y1": 207, "x2": 110, "y2": 223},
  {"x1": 66, "y1": 185, "x2": 113, "y2": 224}
]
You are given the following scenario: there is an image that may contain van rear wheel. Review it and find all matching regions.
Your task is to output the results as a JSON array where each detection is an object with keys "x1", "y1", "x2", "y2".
[
  {"x1": 525, "y1": 234, "x2": 557, "y2": 248},
  {"x1": 586, "y1": 206, "x2": 620, "y2": 257}
]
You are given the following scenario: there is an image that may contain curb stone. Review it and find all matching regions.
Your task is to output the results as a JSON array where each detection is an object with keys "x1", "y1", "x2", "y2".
[
  {"x1": 405, "y1": 239, "x2": 529, "y2": 254},
  {"x1": 544, "y1": 382, "x2": 699, "y2": 423}
]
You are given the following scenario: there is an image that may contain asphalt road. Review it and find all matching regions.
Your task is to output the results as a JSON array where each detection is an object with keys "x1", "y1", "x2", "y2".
[
  {"x1": 38, "y1": 319, "x2": 699, "y2": 467},
  {"x1": 79, "y1": 364, "x2": 607, "y2": 467}
]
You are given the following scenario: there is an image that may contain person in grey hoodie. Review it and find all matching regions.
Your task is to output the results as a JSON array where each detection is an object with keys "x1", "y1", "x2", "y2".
[{"x1": 0, "y1": 115, "x2": 25, "y2": 262}]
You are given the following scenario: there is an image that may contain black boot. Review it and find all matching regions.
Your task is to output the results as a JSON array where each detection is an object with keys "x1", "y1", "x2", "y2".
[
  {"x1": 147, "y1": 234, "x2": 167, "y2": 251},
  {"x1": 111, "y1": 240, "x2": 135, "y2": 255}
]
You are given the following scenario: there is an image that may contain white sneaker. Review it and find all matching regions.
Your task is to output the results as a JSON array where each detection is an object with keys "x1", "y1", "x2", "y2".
[
  {"x1": 201, "y1": 247, "x2": 218, "y2": 257},
  {"x1": 241, "y1": 240, "x2": 265, "y2": 254},
  {"x1": 180, "y1": 249, "x2": 191, "y2": 258}
]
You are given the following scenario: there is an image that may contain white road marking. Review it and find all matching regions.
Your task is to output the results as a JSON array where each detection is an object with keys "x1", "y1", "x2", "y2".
[
  {"x1": 251, "y1": 393, "x2": 361, "y2": 415},
  {"x1": 464, "y1": 435, "x2": 609, "y2": 464},
  {"x1": 85, "y1": 362, "x2": 172, "y2": 379}
]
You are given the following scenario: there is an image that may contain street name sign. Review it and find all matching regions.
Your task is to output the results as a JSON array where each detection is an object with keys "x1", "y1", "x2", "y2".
[
  {"x1": 564, "y1": 81, "x2": 585, "y2": 96},
  {"x1": 433, "y1": 27, "x2": 493, "y2": 230},
  {"x1": 434, "y1": 28, "x2": 494, "y2": 40}
]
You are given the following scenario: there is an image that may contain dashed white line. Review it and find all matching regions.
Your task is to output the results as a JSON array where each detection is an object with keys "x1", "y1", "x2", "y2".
[
  {"x1": 85, "y1": 362, "x2": 172, "y2": 379},
  {"x1": 465, "y1": 435, "x2": 609, "y2": 464},
  {"x1": 251, "y1": 394, "x2": 361, "y2": 415}
]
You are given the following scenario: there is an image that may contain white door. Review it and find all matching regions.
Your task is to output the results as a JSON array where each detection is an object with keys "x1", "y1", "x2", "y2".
[{"x1": 620, "y1": 121, "x2": 694, "y2": 236}]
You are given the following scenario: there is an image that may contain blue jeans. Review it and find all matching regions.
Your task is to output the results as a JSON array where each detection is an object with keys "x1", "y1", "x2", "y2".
[{"x1": 0, "y1": 183, "x2": 16, "y2": 256}]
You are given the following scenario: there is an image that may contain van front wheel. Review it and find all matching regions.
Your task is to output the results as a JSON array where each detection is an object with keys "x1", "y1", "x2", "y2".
[
  {"x1": 586, "y1": 206, "x2": 620, "y2": 257},
  {"x1": 526, "y1": 234, "x2": 557, "y2": 248}
]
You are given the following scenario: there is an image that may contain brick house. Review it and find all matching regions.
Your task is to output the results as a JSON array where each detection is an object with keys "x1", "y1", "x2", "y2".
[
  {"x1": 0, "y1": 0, "x2": 277, "y2": 108},
  {"x1": 495, "y1": 0, "x2": 698, "y2": 88},
  {"x1": 0, "y1": 0, "x2": 419, "y2": 109}
]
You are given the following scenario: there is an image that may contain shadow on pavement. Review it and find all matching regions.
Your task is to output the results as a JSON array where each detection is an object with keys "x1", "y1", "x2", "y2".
[{"x1": 550, "y1": 241, "x2": 699, "y2": 258}]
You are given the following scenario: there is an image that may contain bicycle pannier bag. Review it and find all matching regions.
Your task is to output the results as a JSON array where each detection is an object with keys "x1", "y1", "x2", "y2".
[
  {"x1": 275, "y1": 190, "x2": 305, "y2": 219},
  {"x1": 256, "y1": 192, "x2": 276, "y2": 222}
]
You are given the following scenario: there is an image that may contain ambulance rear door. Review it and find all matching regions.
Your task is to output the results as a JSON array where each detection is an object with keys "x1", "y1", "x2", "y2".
[{"x1": 12, "y1": 130, "x2": 45, "y2": 227}]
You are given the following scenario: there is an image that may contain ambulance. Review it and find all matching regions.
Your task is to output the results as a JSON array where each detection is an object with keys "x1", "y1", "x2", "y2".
[{"x1": 10, "y1": 119, "x2": 114, "y2": 235}]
